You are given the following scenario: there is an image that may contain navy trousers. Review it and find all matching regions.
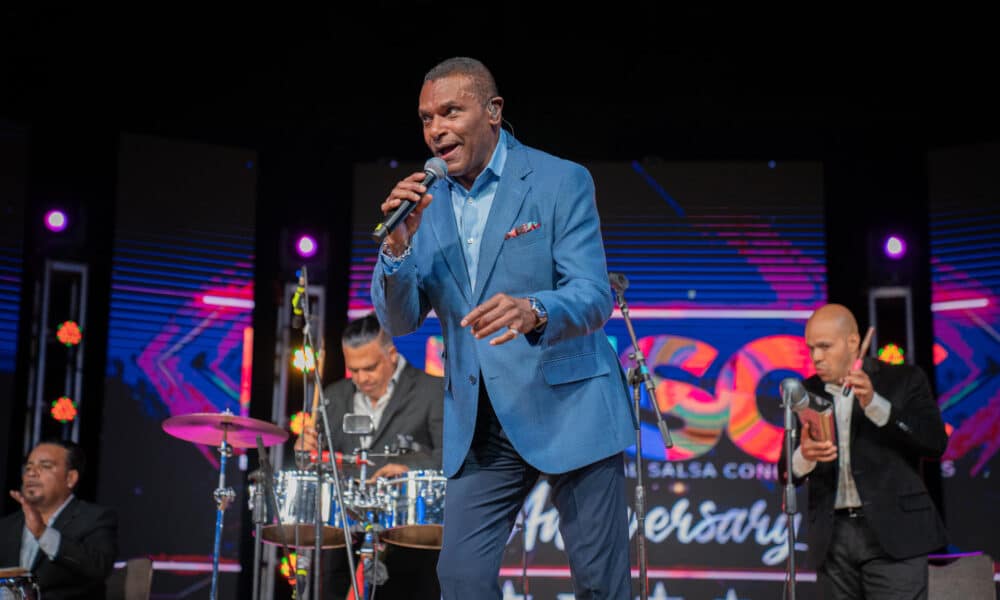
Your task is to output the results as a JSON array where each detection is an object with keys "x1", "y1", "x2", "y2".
[{"x1": 436, "y1": 386, "x2": 631, "y2": 599}]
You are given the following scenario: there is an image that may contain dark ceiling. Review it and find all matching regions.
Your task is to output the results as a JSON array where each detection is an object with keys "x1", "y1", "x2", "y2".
[{"x1": 2, "y1": 5, "x2": 997, "y2": 161}]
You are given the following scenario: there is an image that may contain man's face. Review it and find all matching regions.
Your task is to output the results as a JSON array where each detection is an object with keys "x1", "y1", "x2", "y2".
[
  {"x1": 21, "y1": 444, "x2": 76, "y2": 507},
  {"x1": 805, "y1": 318, "x2": 859, "y2": 383},
  {"x1": 418, "y1": 74, "x2": 500, "y2": 190},
  {"x1": 343, "y1": 339, "x2": 398, "y2": 400}
]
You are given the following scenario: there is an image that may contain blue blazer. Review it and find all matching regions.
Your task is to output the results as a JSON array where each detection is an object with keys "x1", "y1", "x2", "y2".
[{"x1": 372, "y1": 134, "x2": 636, "y2": 476}]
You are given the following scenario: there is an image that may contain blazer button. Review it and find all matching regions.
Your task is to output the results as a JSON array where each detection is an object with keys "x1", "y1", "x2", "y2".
[{"x1": 468, "y1": 375, "x2": 477, "y2": 385}]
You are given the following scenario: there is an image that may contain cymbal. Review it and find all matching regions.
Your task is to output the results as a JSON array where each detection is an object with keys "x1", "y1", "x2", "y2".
[{"x1": 162, "y1": 412, "x2": 288, "y2": 448}]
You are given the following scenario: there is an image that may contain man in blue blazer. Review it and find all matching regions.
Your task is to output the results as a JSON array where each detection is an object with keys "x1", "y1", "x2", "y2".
[{"x1": 371, "y1": 57, "x2": 637, "y2": 599}]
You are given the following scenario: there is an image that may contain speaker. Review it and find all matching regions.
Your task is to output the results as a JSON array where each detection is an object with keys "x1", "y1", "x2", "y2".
[{"x1": 928, "y1": 553, "x2": 997, "y2": 599}]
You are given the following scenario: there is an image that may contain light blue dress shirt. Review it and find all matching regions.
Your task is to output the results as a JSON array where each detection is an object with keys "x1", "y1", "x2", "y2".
[{"x1": 381, "y1": 129, "x2": 510, "y2": 293}]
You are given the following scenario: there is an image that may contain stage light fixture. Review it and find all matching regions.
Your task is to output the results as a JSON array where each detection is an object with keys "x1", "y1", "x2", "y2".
[
  {"x1": 295, "y1": 234, "x2": 318, "y2": 258},
  {"x1": 44, "y1": 209, "x2": 68, "y2": 232},
  {"x1": 884, "y1": 235, "x2": 906, "y2": 259},
  {"x1": 56, "y1": 320, "x2": 83, "y2": 346},
  {"x1": 51, "y1": 396, "x2": 78, "y2": 423}
]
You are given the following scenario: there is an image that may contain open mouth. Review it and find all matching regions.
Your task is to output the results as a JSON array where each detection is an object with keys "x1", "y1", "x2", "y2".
[{"x1": 436, "y1": 144, "x2": 459, "y2": 160}]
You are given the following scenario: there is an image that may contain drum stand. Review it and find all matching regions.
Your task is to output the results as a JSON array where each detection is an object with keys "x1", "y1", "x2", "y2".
[{"x1": 210, "y1": 419, "x2": 236, "y2": 600}]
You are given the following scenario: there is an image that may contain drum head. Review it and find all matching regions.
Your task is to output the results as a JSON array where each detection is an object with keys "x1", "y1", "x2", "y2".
[
  {"x1": 260, "y1": 524, "x2": 349, "y2": 549},
  {"x1": 379, "y1": 524, "x2": 443, "y2": 550}
]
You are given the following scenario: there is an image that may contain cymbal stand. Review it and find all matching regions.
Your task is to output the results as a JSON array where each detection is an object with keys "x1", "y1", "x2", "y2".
[
  {"x1": 210, "y1": 414, "x2": 236, "y2": 600},
  {"x1": 296, "y1": 265, "x2": 362, "y2": 600}
]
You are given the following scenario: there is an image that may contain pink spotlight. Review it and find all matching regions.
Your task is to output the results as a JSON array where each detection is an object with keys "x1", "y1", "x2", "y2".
[
  {"x1": 44, "y1": 210, "x2": 68, "y2": 233},
  {"x1": 884, "y1": 235, "x2": 906, "y2": 260},
  {"x1": 295, "y1": 234, "x2": 318, "y2": 258},
  {"x1": 884, "y1": 235, "x2": 906, "y2": 259}
]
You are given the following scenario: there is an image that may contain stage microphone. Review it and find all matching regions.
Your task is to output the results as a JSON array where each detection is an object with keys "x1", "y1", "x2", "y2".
[
  {"x1": 779, "y1": 377, "x2": 811, "y2": 412},
  {"x1": 609, "y1": 271, "x2": 629, "y2": 293},
  {"x1": 781, "y1": 377, "x2": 836, "y2": 443},
  {"x1": 371, "y1": 157, "x2": 449, "y2": 244}
]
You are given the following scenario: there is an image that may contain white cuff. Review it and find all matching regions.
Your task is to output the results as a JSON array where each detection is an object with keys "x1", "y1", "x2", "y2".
[
  {"x1": 37, "y1": 527, "x2": 61, "y2": 560},
  {"x1": 864, "y1": 392, "x2": 891, "y2": 427},
  {"x1": 792, "y1": 445, "x2": 817, "y2": 478}
]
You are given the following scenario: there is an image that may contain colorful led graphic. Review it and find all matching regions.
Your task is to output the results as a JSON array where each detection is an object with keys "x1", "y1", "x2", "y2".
[
  {"x1": 56, "y1": 320, "x2": 82, "y2": 346},
  {"x1": 51, "y1": 396, "x2": 77, "y2": 423},
  {"x1": 877, "y1": 343, "x2": 905, "y2": 365},
  {"x1": 293, "y1": 346, "x2": 317, "y2": 373}
]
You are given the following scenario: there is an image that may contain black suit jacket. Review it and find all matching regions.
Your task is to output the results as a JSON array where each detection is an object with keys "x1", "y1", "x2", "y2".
[
  {"x1": 318, "y1": 361, "x2": 444, "y2": 473},
  {"x1": 0, "y1": 497, "x2": 118, "y2": 599},
  {"x1": 780, "y1": 358, "x2": 948, "y2": 567}
]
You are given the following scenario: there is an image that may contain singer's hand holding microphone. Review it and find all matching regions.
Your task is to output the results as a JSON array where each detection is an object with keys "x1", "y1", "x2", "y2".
[{"x1": 373, "y1": 157, "x2": 449, "y2": 250}]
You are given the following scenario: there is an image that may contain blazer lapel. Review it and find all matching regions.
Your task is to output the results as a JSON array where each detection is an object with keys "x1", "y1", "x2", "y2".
[
  {"x1": 428, "y1": 181, "x2": 473, "y2": 305},
  {"x1": 473, "y1": 141, "x2": 531, "y2": 304}
]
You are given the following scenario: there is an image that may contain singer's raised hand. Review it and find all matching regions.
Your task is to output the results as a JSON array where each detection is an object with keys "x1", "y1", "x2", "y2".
[
  {"x1": 461, "y1": 293, "x2": 536, "y2": 346},
  {"x1": 842, "y1": 368, "x2": 874, "y2": 408},
  {"x1": 800, "y1": 422, "x2": 838, "y2": 462},
  {"x1": 380, "y1": 171, "x2": 435, "y2": 254}
]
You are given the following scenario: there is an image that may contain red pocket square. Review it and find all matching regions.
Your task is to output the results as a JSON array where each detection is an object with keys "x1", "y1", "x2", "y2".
[{"x1": 504, "y1": 221, "x2": 540, "y2": 240}]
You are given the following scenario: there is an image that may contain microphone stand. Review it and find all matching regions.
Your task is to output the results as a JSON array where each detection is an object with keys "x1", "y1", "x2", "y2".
[
  {"x1": 611, "y1": 272, "x2": 673, "y2": 600},
  {"x1": 296, "y1": 266, "x2": 363, "y2": 600},
  {"x1": 780, "y1": 385, "x2": 798, "y2": 600}
]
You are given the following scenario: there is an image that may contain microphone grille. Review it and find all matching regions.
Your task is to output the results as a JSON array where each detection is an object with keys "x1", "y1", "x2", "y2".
[{"x1": 424, "y1": 157, "x2": 448, "y2": 180}]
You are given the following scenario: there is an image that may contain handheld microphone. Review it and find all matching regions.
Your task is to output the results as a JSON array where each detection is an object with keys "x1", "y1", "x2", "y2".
[
  {"x1": 609, "y1": 271, "x2": 629, "y2": 293},
  {"x1": 371, "y1": 157, "x2": 449, "y2": 244}
]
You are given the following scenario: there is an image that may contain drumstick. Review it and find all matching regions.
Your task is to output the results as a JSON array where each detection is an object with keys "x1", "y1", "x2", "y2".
[
  {"x1": 311, "y1": 346, "x2": 325, "y2": 413},
  {"x1": 842, "y1": 326, "x2": 875, "y2": 397}
]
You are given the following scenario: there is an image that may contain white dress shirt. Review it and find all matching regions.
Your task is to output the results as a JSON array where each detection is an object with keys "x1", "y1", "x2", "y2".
[
  {"x1": 351, "y1": 356, "x2": 407, "y2": 450},
  {"x1": 792, "y1": 383, "x2": 891, "y2": 509}
]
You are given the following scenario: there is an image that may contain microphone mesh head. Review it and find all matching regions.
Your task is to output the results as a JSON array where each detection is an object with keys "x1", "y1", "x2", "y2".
[{"x1": 424, "y1": 157, "x2": 448, "y2": 180}]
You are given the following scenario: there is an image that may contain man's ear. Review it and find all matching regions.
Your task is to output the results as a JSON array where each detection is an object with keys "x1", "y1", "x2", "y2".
[
  {"x1": 848, "y1": 332, "x2": 861, "y2": 355},
  {"x1": 66, "y1": 469, "x2": 79, "y2": 490}
]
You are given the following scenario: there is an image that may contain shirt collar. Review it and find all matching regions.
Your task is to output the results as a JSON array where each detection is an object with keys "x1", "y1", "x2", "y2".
[{"x1": 447, "y1": 129, "x2": 509, "y2": 193}]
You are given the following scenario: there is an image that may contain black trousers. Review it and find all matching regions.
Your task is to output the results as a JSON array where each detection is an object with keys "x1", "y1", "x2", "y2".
[{"x1": 818, "y1": 511, "x2": 928, "y2": 600}]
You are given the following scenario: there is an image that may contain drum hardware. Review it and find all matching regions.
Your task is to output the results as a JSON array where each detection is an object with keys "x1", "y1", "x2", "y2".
[
  {"x1": 0, "y1": 567, "x2": 40, "y2": 600},
  {"x1": 162, "y1": 410, "x2": 288, "y2": 600}
]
